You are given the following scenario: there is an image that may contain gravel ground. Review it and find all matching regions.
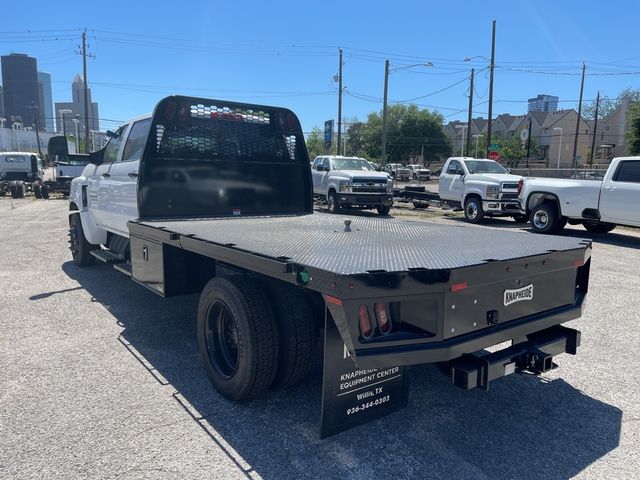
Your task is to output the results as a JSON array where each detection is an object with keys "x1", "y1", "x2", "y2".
[{"x1": 1, "y1": 197, "x2": 639, "y2": 479}]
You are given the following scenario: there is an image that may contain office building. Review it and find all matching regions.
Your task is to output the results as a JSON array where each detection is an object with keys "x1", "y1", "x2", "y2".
[
  {"x1": 55, "y1": 74, "x2": 100, "y2": 136},
  {"x1": 37, "y1": 71, "x2": 54, "y2": 132},
  {"x1": 528, "y1": 94, "x2": 559, "y2": 113},
  {"x1": 1, "y1": 53, "x2": 40, "y2": 128}
]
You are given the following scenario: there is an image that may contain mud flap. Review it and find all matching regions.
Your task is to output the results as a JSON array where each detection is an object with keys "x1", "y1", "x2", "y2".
[{"x1": 320, "y1": 311, "x2": 409, "y2": 438}]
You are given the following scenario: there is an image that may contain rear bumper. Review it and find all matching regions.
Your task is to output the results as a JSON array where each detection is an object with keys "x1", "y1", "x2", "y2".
[
  {"x1": 352, "y1": 297, "x2": 584, "y2": 369},
  {"x1": 338, "y1": 193, "x2": 393, "y2": 207}
]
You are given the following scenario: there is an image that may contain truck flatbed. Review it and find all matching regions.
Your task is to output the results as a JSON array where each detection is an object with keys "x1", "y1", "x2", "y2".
[{"x1": 134, "y1": 213, "x2": 588, "y2": 275}]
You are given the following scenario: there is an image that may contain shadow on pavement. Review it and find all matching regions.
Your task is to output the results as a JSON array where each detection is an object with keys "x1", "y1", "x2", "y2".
[{"x1": 61, "y1": 261, "x2": 621, "y2": 480}]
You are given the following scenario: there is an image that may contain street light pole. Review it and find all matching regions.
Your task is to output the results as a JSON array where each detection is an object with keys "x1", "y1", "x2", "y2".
[
  {"x1": 554, "y1": 127, "x2": 563, "y2": 169},
  {"x1": 72, "y1": 118, "x2": 80, "y2": 153},
  {"x1": 457, "y1": 125, "x2": 467, "y2": 156},
  {"x1": 473, "y1": 134, "x2": 483, "y2": 158},
  {"x1": 381, "y1": 60, "x2": 390, "y2": 166}
]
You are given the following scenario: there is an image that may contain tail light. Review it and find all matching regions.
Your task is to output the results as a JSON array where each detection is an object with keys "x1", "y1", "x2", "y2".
[
  {"x1": 358, "y1": 305, "x2": 374, "y2": 339},
  {"x1": 517, "y1": 179, "x2": 524, "y2": 195},
  {"x1": 375, "y1": 303, "x2": 392, "y2": 334}
]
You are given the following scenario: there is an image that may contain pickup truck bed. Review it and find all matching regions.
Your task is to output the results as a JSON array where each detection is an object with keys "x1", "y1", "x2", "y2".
[{"x1": 133, "y1": 212, "x2": 587, "y2": 274}]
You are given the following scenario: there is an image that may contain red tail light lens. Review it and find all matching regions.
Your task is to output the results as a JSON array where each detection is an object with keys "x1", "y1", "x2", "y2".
[
  {"x1": 375, "y1": 303, "x2": 391, "y2": 334},
  {"x1": 517, "y1": 179, "x2": 524, "y2": 195},
  {"x1": 358, "y1": 305, "x2": 374, "y2": 339}
]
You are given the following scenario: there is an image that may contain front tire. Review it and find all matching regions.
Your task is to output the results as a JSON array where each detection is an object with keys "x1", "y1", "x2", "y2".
[
  {"x1": 464, "y1": 196, "x2": 484, "y2": 224},
  {"x1": 583, "y1": 221, "x2": 616, "y2": 233},
  {"x1": 377, "y1": 205, "x2": 391, "y2": 216},
  {"x1": 327, "y1": 190, "x2": 340, "y2": 214},
  {"x1": 41, "y1": 184, "x2": 50, "y2": 199},
  {"x1": 34, "y1": 183, "x2": 42, "y2": 199},
  {"x1": 197, "y1": 276, "x2": 279, "y2": 401},
  {"x1": 530, "y1": 202, "x2": 563, "y2": 234},
  {"x1": 69, "y1": 214, "x2": 97, "y2": 266}
]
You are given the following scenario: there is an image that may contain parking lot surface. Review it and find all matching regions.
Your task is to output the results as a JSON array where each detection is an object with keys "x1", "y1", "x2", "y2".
[{"x1": 1, "y1": 197, "x2": 639, "y2": 479}]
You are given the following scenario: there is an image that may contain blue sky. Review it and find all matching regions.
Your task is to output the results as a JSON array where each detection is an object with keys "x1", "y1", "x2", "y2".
[{"x1": 2, "y1": 0, "x2": 640, "y2": 133}]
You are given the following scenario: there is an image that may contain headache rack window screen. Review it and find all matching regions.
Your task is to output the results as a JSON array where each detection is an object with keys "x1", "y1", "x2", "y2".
[{"x1": 139, "y1": 99, "x2": 312, "y2": 220}]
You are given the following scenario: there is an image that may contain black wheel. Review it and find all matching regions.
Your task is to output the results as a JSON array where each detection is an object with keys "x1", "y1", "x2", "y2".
[
  {"x1": 464, "y1": 196, "x2": 484, "y2": 224},
  {"x1": 41, "y1": 184, "x2": 50, "y2": 199},
  {"x1": 327, "y1": 190, "x2": 340, "y2": 214},
  {"x1": 583, "y1": 221, "x2": 616, "y2": 233},
  {"x1": 530, "y1": 202, "x2": 563, "y2": 234},
  {"x1": 69, "y1": 214, "x2": 97, "y2": 266},
  {"x1": 10, "y1": 184, "x2": 19, "y2": 199},
  {"x1": 33, "y1": 183, "x2": 42, "y2": 199},
  {"x1": 197, "y1": 276, "x2": 279, "y2": 401},
  {"x1": 263, "y1": 281, "x2": 317, "y2": 388},
  {"x1": 377, "y1": 204, "x2": 391, "y2": 216},
  {"x1": 512, "y1": 214, "x2": 528, "y2": 223},
  {"x1": 16, "y1": 182, "x2": 25, "y2": 198}
]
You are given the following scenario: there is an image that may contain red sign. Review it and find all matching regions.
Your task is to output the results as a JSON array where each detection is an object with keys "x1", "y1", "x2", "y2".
[{"x1": 488, "y1": 151, "x2": 500, "y2": 161}]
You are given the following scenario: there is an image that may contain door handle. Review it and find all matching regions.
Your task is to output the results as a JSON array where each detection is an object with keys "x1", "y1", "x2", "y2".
[
  {"x1": 101, "y1": 173, "x2": 110, "y2": 178},
  {"x1": 604, "y1": 186, "x2": 615, "y2": 191},
  {"x1": 128, "y1": 172, "x2": 139, "y2": 178}
]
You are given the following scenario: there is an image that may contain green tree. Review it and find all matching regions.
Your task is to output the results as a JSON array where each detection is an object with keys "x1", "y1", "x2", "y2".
[
  {"x1": 305, "y1": 127, "x2": 325, "y2": 160},
  {"x1": 584, "y1": 88, "x2": 640, "y2": 120},
  {"x1": 626, "y1": 102, "x2": 640, "y2": 155}
]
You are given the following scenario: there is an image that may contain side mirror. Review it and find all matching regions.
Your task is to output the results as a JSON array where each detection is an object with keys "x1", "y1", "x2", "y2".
[
  {"x1": 106, "y1": 130, "x2": 119, "y2": 139},
  {"x1": 316, "y1": 165, "x2": 326, "y2": 172}
]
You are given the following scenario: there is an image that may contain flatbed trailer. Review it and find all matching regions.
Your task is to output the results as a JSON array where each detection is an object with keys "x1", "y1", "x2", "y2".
[{"x1": 69, "y1": 96, "x2": 592, "y2": 438}]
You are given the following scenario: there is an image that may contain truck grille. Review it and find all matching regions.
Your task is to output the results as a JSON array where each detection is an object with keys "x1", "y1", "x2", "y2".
[
  {"x1": 500, "y1": 193, "x2": 518, "y2": 200},
  {"x1": 352, "y1": 178, "x2": 387, "y2": 193},
  {"x1": 502, "y1": 183, "x2": 519, "y2": 190}
]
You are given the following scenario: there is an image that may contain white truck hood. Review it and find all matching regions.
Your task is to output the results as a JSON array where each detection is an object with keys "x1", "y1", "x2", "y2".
[{"x1": 465, "y1": 173, "x2": 522, "y2": 184}]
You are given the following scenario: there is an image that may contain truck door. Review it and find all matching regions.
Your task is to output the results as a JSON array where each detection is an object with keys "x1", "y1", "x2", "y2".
[
  {"x1": 311, "y1": 157, "x2": 323, "y2": 192},
  {"x1": 87, "y1": 126, "x2": 126, "y2": 228},
  {"x1": 599, "y1": 159, "x2": 640, "y2": 226},
  {"x1": 108, "y1": 118, "x2": 151, "y2": 236},
  {"x1": 439, "y1": 160, "x2": 464, "y2": 201}
]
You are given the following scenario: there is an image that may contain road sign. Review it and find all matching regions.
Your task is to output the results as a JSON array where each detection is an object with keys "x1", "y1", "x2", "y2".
[
  {"x1": 324, "y1": 120, "x2": 334, "y2": 150},
  {"x1": 489, "y1": 143, "x2": 499, "y2": 150},
  {"x1": 488, "y1": 151, "x2": 500, "y2": 161},
  {"x1": 520, "y1": 129, "x2": 529, "y2": 141}
]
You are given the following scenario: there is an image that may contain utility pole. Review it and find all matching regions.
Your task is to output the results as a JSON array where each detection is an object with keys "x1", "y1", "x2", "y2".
[
  {"x1": 29, "y1": 103, "x2": 43, "y2": 157},
  {"x1": 486, "y1": 19, "x2": 496, "y2": 157},
  {"x1": 589, "y1": 91, "x2": 600, "y2": 167},
  {"x1": 336, "y1": 48, "x2": 343, "y2": 155},
  {"x1": 466, "y1": 68, "x2": 474, "y2": 156},
  {"x1": 381, "y1": 60, "x2": 390, "y2": 166},
  {"x1": 572, "y1": 62, "x2": 586, "y2": 168},
  {"x1": 81, "y1": 29, "x2": 91, "y2": 153},
  {"x1": 525, "y1": 117, "x2": 532, "y2": 168}
]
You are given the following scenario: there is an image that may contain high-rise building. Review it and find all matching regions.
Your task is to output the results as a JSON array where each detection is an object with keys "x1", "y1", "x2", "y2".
[
  {"x1": 0, "y1": 85, "x2": 4, "y2": 119},
  {"x1": 1, "y1": 53, "x2": 40, "y2": 128},
  {"x1": 528, "y1": 94, "x2": 559, "y2": 113},
  {"x1": 55, "y1": 74, "x2": 100, "y2": 136},
  {"x1": 37, "y1": 71, "x2": 54, "y2": 132}
]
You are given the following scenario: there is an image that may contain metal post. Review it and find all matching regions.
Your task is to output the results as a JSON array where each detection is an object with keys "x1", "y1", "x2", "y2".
[
  {"x1": 466, "y1": 68, "x2": 474, "y2": 156},
  {"x1": 525, "y1": 117, "x2": 532, "y2": 167},
  {"x1": 337, "y1": 48, "x2": 343, "y2": 155},
  {"x1": 572, "y1": 62, "x2": 586, "y2": 168},
  {"x1": 589, "y1": 91, "x2": 600, "y2": 167},
  {"x1": 82, "y1": 29, "x2": 90, "y2": 153},
  {"x1": 381, "y1": 60, "x2": 390, "y2": 166},
  {"x1": 554, "y1": 127, "x2": 563, "y2": 169},
  {"x1": 486, "y1": 20, "x2": 496, "y2": 157},
  {"x1": 29, "y1": 103, "x2": 43, "y2": 157}
]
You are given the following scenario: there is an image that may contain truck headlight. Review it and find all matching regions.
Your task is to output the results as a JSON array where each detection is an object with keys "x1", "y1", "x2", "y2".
[
  {"x1": 338, "y1": 180, "x2": 351, "y2": 192},
  {"x1": 486, "y1": 185, "x2": 500, "y2": 198}
]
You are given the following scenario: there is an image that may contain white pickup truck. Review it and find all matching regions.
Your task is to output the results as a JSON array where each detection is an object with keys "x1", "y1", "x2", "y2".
[
  {"x1": 520, "y1": 156, "x2": 640, "y2": 234},
  {"x1": 311, "y1": 155, "x2": 393, "y2": 215},
  {"x1": 438, "y1": 157, "x2": 526, "y2": 224}
]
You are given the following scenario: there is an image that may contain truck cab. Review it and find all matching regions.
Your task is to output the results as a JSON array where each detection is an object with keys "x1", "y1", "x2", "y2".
[
  {"x1": 0, "y1": 151, "x2": 45, "y2": 198},
  {"x1": 311, "y1": 155, "x2": 393, "y2": 215},
  {"x1": 438, "y1": 157, "x2": 525, "y2": 224}
]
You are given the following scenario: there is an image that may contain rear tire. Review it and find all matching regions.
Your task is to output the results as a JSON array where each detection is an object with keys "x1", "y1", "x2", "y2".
[
  {"x1": 377, "y1": 204, "x2": 391, "y2": 216},
  {"x1": 464, "y1": 196, "x2": 484, "y2": 224},
  {"x1": 197, "y1": 276, "x2": 279, "y2": 401},
  {"x1": 583, "y1": 221, "x2": 616, "y2": 233},
  {"x1": 530, "y1": 202, "x2": 563, "y2": 234},
  {"x1": 263, "y1": 281, "x2": 317, "y2": 388},
  {"x1": 41, "y1": 184, "x2": 50, "y2": 199},
  {"x1": 69, "y1": 214, "x2": 97, "y2": 266},
  {"x1": 34, "y1": 183, "x2": 42, "y2": 199}
]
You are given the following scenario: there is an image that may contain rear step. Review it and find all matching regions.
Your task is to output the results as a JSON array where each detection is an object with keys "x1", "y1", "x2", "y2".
[
  {"x1": 113, "y1": 262, "x2": 132, "y2": 276},
  {"x1": 90, "y1": 249, "x2": 126, "y2": 264}
]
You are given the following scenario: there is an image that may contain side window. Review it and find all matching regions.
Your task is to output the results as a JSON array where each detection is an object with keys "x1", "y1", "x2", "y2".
[
  {"x1": 312, "y1": 157, "x2": 322, "y2": 168},
  {"x1": 103, "y1": 126, "x2": 127, "y2": 164},
  {"x1": 447, "y1": 160, "x2": 462, "y2": 174},
  {"x1": 121, "y1": 119, "x2": 151, "y2": 162},
  {"x1": 322, "y1": 158, "x2": 330, "y2": 170},
  {"x1": 614, "y1": 161, "x2": 640, "y2": 183}
]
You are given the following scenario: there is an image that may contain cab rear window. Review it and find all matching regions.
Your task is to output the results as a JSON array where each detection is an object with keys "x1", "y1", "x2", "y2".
[{"x1": 3, "y1": 155, "x2": 26, "y2": 163}]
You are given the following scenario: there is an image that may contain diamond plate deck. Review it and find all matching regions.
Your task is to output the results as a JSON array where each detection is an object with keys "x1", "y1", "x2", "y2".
[{"x1": 139, "y1": 213, "x2": 588, "y2": 275}]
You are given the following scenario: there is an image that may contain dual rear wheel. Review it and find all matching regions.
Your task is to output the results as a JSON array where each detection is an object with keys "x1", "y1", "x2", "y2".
[{"x1": 197, "y1": 276, "x2": 318, "y2": 401}]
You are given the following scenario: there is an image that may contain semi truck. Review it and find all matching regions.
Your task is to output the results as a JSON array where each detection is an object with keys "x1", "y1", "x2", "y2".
[{"x1": 68, "y1": 96, "x2": 592, "y2": 437}]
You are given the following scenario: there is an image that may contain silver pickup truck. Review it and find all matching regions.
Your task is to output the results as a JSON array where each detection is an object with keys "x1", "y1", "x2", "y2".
[{"x1": 312, "y1": 155, "x2": 393, "y2": 215}]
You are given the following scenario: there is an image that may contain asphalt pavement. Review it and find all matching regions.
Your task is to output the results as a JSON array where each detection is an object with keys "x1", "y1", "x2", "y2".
[{"x1": 1, "y1": 197, "x2": 639, "y2": 479}]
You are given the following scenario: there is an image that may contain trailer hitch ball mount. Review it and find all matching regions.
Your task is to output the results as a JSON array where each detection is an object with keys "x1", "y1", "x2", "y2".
[{"x1": 448, "y1": 325, "x2": 580, "y2": 391}]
